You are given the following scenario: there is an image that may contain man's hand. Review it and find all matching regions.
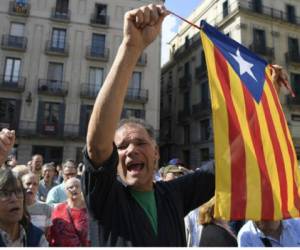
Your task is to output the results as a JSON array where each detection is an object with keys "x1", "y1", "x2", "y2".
[
  {"x1": 271, "y1": 64, "x2": 294, "y2": 96},
  {"x1": 0, "y1": 128, "x2": 15, "y2": 166},
  {"x1": 123, "y1": 4, "x2": 168, "y2": 51}
]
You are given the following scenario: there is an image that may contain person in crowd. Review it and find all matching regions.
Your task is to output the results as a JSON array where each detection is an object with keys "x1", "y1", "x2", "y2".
[
  {"x1": 54, "y1": 164, "x2": 63, "y2": 184},
  {"x1": 0, "y1": 129, "x2": 15, "y2": 167},
  {"x1": 198, "y1": 196, "x2": 237, "y2": 247},
  {"x1": 82, "y1": 4, "x2": 215, "y2": 246},
  {"x1": 49, "y1": 177, "x2": 89, "y2": 246},
  {"x1": 0, "y1": 168, "x2": 48, "y2": 246},
  {"x1": 237, "y1": 219, "x2": 300, "y2": 247},
  {"x1": 21, "y1": 172, "x2": 52, "y2": 235},
  {"x1": 38, "y1": 162, "x2": 57, "y2": 202},
  {"x1": 30, "y1": 154, "x2": 44, "y2": 179},
  {"x1": 6, "y1": 154, "x2": 18, "y2": 169},
  {"x1": 162, "y1": 164, "x2": 186, "y2": 181},
  {"x1": 46, "y1": 160, "x2": 77, "y2": 206},
  {"x1": 12, "y1": 165, "x2": 30, "y2": 179}
]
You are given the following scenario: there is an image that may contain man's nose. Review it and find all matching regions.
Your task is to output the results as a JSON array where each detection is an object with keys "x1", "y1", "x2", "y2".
[{"x1": 125, "y1": 143, "x2": 138, "y2": 156}]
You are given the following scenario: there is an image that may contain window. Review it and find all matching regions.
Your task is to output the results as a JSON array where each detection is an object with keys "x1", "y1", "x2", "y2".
[
  {"x1": 286, "y1": 5, "x2": 296, "y2": 23},
  {"x1": 252, "y1": 0, "x2": 262, "y2": 13},
  {"x1": 4, "y1": 58, "x2": 21, "y2": 83},
  {"x1": 184, "y1": 36, "x2": 190, "y2": 49},
  {"x1": 51, "y1": 28, "x2": 66, "y2": 50},
  {"x1": 47, "y1": 62, "x2": 63, "y2": 83},
  {"x1": 10, "y1": 23, "x2": 25, "y2": 37},
  {"x1": 183, "y1": 125, "x2": 190, "y2": 144},
  {"x1": 183, "y1": 150, "x2": 190, "y2": 166},
  {"x1": 288, "y1": 37, "x2": 299, "y2": 55},
  {"x1": 130, "y1": 72, "x2": 142, "y2": 97},
  {"x1": 200, "y1": 119, "x2": 210, "y2": 141},
  {"x1": 223, "y1": 0, "x2": 228, "y2": 18},
  {"x1": 0, "y1": 99, "x2": 17, "y2": 128},
  {"x1": 55, "y1": 0, "x2": 69, "y2": 13},
  {"x1": 184, "y1": 62, "x2": 190, "y2": 76},
  {"x1": 183, "y1": 91, "x2": 190, "y2": 112},
  {"x1": 122, "y1": 108, "x2": 145, "y2": 119},
  {"x1": 96, "y1": 4, "x2": 107, "y2": 17},
  {"x1": 16, "y1": 0, "x2": 27, "y2": 5},
  {"x1": 91, "y1": 33, "x2": 106, "y2": 56},
  {"x1": 201, "y1": 82, "x2": 209, "y2": 104},
  {"x1": 253, "y1": 28, "x2": 266, "y2": 49},
  {"x1": 79, "y1": 105, "x2": 93, "y2": 136},
  {"x1": 44, "y1": 102, "x2": 60, "y2": 127},
  {"x1": 200, "y1": 148, "x2": 209, "y2": 162},
  {"x1": 89, "y1": 67, "x2": 103, "y2": 93},
  {"x1": 32, "y1": 146, "x2": 63, "y2": 164},
  {"x1": 291, "y1": 73, "x2": 300, "y2": 95}
]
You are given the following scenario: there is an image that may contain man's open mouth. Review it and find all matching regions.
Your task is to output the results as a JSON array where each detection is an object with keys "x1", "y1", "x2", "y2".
[{"x1": 127, "y1": 163, "x2": 144, "y2": 172}]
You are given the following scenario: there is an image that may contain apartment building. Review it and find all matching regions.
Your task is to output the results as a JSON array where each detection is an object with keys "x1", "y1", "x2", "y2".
[
  {"x1": 0, "y1": 0, "x2": 162, "y2": 164},
  {"x1": 160, "y1": 0, "x2": 300, "y2": 168}
]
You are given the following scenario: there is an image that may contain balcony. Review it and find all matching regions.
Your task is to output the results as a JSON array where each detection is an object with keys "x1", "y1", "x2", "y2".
[
  {"x1": 80, "y1": 83, "x2": 100, "y2": 99},
  {"x1": 195, "y1": 66, "x2": 207, "y2": 80},
  {"x1": 9, "y1": 1, "x2": 30, "y2": 17},
  {"x1": 0, "y1": 75, "x2": 26, "y2": 92},
  {"x1": 179, "y1": 73, "x2": 192, "y2": 89},
  {"x1": 17, "y1": 121, "x2": 36, "y2": 137},
  {"x1": 1, "y1": 34, "x2": 27, "y2": 52},
  {"x1": 85, "y1": 46, "x2": 109, "y2": 61},
  {"x1": 137, "y1": 53, "x2": 147, "y2": 66},
  {"x1": 90, "y1": 14, "x2": 110, "y2": 28},
  {"x1": 192, "y1": 101, "x2": 211, "y2": 118},
  {"x1": 249, "y1": 43, "x2": 274, "y2": 59},
  {"x1": 38, "y1": 79, "x2": 68, "y2": 96},
  {"x1": 19, "y1": 120, "x2": 64, "y2": 138},
  {"x1": 50, "y1": 7, "x2": 71, "y2": 22},
  {"x1": 125, "y1": 88, "x2": 148, "y2": 103},
  {"x1": 178, "y1": 109, "x2": 191, "y2": 123},
  {"x1": 45, "y1": 40, "x2": 69, "y2": 56},
  {"x1": 285, "y1": 52, "x2": 300, "y2": 65}
]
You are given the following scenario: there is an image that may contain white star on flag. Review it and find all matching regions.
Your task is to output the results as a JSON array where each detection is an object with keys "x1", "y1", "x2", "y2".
[{"x1": 230, "y1": 48, "x2": 257, "y2": 81}]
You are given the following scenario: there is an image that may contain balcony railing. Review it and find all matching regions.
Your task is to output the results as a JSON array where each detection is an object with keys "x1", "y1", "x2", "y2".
[
  {"x1": 285, "y1": 52, "x2": 300, "y2": 64},
  {"x1": 85, "y1": 46, "x2": 109, "y2": 61},
  {"x1": 50, "y1": 7, "x2": 71, "y2": 22},
  {"x1": 249, "y1": 43, "x2": 274, "y2": 58},
  {"x1": 45, "y1": 40, "x2": 69, "y2": 56},
  {"x1": 125, "y1": 88, "x2": 148, "y2": 103},
  {"x1": 80, "y1": 83, "x2": 100, "y2": 99},
  {"x1": 90, "y1": 14, "x2": 110, "y2": 27},
  {"x1": 1, "y1": 34, "x2": 27, "y2": 51},
  {"x1": 9, "y1": 1, "x2": 30, "y2": 16},
  {"x1": 38, "y1": 79, "x2": 68, "y2": 96},
  {"x1": 192, "y1": 101, "x2": 211, "y2": 118},
  {"x1": 179, "y1": 73, "x2": 192, "y2": 89},
  {"x1": 18, "y1": 120, "x2": 85, "y2": 139},
  {"x1": 0, "y1": 75, "x2": 26, "y2": 92},
  {"x1": 178, "y1": 109, "x2": 191, "y2": 123},
  {"x1": 137, "y1": 53, "x2": 147, "y2": 66}
]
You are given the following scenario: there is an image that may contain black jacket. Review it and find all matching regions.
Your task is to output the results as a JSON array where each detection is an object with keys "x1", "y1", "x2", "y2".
[{"x1": 82, "y1": 146, "x2": 215, "y2": 246}]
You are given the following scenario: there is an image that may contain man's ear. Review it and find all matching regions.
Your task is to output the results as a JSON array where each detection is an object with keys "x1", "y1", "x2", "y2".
[{"x1": 154, "y1": 144, "x2": 160, "y2": 162}]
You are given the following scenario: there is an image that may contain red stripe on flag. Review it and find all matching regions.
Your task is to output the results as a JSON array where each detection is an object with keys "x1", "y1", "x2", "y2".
[
  {"x1": 242, "y1": 84, "x2": 274, "y2": 220},
  {"x1": 214, "y1": 47, "x2": 247, "y2": 219},
  {"x1": 265, "y1": 75, "x2": 300, "y2": 216},
  {"x1": 261, "y1": 91, "x2": 291, "y2": 218}
]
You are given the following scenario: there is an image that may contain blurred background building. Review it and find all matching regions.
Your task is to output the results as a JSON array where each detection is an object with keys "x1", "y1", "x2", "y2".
[{"x1": 0, "y1": 0, "x2": 162, "y2": 163}]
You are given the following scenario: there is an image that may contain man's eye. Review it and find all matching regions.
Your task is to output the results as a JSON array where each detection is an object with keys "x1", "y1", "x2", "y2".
[{"x1": 117, "y1": 144, "x2": 127, "y2": 150}]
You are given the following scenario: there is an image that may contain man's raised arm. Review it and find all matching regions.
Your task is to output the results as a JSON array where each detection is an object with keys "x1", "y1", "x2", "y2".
[{"x1": 86, "y1": 4, "x2": 168, "y2": 166}]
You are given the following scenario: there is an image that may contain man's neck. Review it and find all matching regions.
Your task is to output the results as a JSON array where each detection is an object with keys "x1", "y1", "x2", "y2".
[
  {"x1": 0, "y1": 222, "x2": 20, "y2": 241},
  {"x1": 262, "y1": 223, "x2": 282, "y2": 240},
  {"x1": 67, "y1": 198, "x2": 85, "y2": 209}
]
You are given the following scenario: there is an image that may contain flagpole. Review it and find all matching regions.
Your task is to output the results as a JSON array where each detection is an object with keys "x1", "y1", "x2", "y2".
[{"x1": 167, "y1": 10, "x2": 202, "y2": 30}]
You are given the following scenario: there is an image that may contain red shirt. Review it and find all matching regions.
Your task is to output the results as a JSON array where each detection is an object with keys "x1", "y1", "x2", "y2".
[{"x1": 49, "y1": 202, "x2": 89, "y2": 246}]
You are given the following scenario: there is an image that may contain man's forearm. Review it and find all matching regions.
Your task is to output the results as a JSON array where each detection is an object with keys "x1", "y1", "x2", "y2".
[{"x1": 87, "y1": 42, "x2": 141, "y2": 165}]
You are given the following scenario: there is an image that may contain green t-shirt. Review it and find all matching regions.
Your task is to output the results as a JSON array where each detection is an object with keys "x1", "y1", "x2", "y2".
[{"x1": 130, "y1": 189, "x2": 158, "y2": 235}]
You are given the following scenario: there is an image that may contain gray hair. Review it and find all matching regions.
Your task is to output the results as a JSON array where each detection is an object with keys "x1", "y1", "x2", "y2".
[{"x1": 117, "y1": 118, "x2": 155, "y2": 141}]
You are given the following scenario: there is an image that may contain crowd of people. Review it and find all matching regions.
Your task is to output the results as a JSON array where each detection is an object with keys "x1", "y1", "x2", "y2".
[{"x1": 0, "y1": 3, "x2": 300, "y2": 247}]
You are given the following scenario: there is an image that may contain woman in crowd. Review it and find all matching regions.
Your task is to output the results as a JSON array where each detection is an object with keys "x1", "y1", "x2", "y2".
[
  {"x1": 49, "y1": 177, "x2": 89, "y2": 246},
  {"x1": 198, "y1": 196, "x2": 237, "y2": 247},
  {"x1": 0, "y1": 168, "x2": 48, "y2": 246}
]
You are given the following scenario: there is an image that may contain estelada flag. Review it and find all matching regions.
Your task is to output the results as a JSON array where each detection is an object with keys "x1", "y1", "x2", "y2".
[{"x1": 200, "y1": 20, "x2": 300, "y2": 220}]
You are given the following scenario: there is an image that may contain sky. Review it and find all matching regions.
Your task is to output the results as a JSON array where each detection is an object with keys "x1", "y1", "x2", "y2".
[{"x1": 161, "y1": 0, "x2": 204, "y2": 65}]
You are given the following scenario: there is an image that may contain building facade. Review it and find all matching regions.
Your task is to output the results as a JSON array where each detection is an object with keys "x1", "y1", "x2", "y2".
[
  {"x1": 0, "y1": 0, "x2": 162, "y2": 164},
  {"x1": 160, "y1": 0, "x2": 300, "y2": 168}
]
